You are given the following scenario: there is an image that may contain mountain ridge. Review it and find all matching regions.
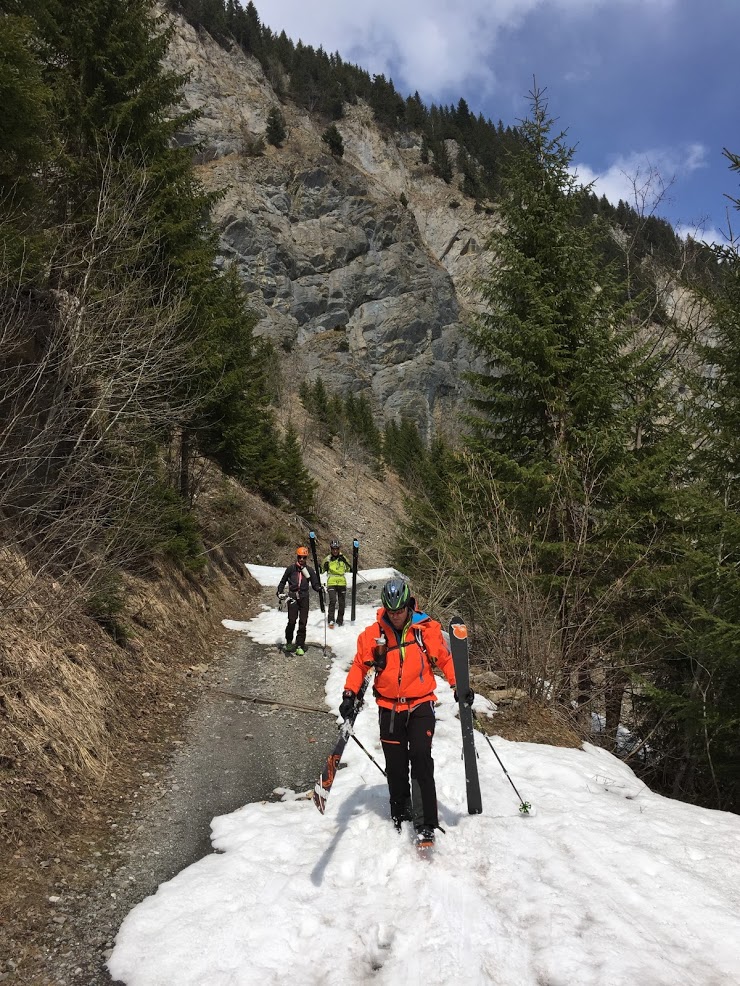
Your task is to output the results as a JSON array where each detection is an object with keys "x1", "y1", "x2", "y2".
[{"x1": 162, "y1": 5, "x2": 500, "y2": 438}]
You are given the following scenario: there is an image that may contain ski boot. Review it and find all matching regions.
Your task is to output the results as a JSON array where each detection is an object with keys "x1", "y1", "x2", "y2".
[{"x1": 391, "y1": 799, "x2": 413, "y2": 833}]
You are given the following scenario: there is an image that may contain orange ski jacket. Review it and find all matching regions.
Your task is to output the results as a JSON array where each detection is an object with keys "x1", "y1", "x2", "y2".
[{"x1": 344, "y1": 606, "x2": 456, "y2": 712}]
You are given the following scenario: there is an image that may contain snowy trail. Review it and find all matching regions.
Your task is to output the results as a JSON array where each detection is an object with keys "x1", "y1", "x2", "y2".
[{"x1": 109, "y1": 567, "x2": 740, "y2": 986}]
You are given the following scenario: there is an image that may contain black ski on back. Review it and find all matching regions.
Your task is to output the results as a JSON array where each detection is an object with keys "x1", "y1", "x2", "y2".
[
  {"x1": 308, "y1": 531, "x2": 326, "y2": 613},
  {"x1": 449, "y1": 617, "x2": 483, "y2": 815},
  {"x1": 313, "y1": 677, "x2": 370, "y2": 814},
  {"x1": 350, "y1": 538, "x2": 359, "y2": 623}
]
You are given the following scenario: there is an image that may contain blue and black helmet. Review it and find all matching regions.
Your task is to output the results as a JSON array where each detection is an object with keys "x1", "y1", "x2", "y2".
[{"x1": 381, "y1": 578, "x2": 410, "y2": 612}]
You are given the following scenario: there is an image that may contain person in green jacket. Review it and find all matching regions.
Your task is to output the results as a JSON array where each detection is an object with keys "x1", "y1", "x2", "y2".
[{"x1": 321, "y1": 539, "x2": 351, "y2": 628}]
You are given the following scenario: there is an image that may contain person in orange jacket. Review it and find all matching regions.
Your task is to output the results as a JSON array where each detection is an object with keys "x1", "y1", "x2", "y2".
[
  {"x1": 277, "y1": 546, "x2": 322, "y2": 655},
  {"x1": 339, "y1": 577, "x2": 473, "y2": 848}
]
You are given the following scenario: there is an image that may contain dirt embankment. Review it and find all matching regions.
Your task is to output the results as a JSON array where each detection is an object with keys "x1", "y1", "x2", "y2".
[
  {"x1": 2, "y1": 583, "x2": 351, "y2": 986},
  {"x1": 0, "y1": 492, "x2": 259, "y2": 980},
  {"x1": 0, "y1": 424, "x2": 405, "y2": 983}
]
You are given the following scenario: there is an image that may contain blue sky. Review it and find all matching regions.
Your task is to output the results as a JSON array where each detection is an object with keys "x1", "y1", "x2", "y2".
[{"x1": 256, "y1": 0, "x2": 740, "y2": 244}]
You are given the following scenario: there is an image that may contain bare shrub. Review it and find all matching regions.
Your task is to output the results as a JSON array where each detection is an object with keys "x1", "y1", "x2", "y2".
[
  {"x1": 240, "y1": 129, "x2": 265, "y2": 158},
  {"x1": 409, "y1": 454, "x2": 661, "y2": 744},
  {"x1": 0, "y1": 151, "x2": 200, "y2": 626}
]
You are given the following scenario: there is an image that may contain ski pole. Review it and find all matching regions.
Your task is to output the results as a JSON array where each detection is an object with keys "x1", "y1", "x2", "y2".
[
  {"x1": 313, "y1": 677, "x2": 370, "y2": 813},
  {"x1": 210, "y1": 688, "x2": 335, "y2": 716},
  {"x1": 476, "y1": 716, "x2": 531, "y2": 815},
  {"x1": 350, "y1": 733, "x2": 386, "y2": 777}
]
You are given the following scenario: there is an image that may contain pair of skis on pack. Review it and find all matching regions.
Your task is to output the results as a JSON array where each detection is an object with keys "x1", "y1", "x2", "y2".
[{"x1": 313, "y1": 616, "x2": 483, "y2": 816}]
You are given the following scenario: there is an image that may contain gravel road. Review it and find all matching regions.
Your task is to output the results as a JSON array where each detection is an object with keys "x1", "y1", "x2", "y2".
[{"x1": 27, "y1": 580, "x2": 383, "y2": 986}]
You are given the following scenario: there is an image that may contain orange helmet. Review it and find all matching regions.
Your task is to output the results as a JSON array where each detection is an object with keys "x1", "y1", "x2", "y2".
[{"x1": 296, "y1": 546, "x2": 309, "y2": 558}]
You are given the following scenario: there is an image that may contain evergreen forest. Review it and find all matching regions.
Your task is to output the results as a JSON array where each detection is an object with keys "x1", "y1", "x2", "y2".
[
  {"x1": 2, "y1": 0, "x2": 739, "y2": 820},
  {"x1": 395, "y1": 95, "x2": 740, "y2": 816},
  {"x1": 0, "y1": 0, "x2": 312, "y2": 617}
]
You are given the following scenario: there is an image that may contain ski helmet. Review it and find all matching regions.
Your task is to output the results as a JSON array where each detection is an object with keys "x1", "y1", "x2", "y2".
[
  {"x1": 330, "y1": 539, "x2": 340, "y2": 550},
  {"x1": 296, "y1": 546, "x2": 309, "y2": 558},
  {"x1": 381, "y1": 578, "x2": 410, "y2": 613}
]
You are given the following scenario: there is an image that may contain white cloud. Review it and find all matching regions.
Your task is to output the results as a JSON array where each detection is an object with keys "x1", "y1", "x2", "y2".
[
  {"x1": 675, "y1": 224, "x2": 724, "y2": 247},
  {"x1": 570, "y1": 144, "x2": 709, "y2": 214},
  {"x1": 563, "y1": 68, "x2": 593, "y2": 83},
  {"x1": 255, "y1": 0, "x2": 675, "y2": 99}
]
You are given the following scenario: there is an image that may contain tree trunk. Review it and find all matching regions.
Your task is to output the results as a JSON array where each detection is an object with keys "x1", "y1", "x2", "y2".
[{"x1": 604, "y1": 669, "x2": 626, "y2": 749}]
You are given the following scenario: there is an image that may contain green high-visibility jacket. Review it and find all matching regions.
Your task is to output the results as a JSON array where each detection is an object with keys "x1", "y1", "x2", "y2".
[{"x1": 322, "y1": 553, "x2": 351, "y2": 587}]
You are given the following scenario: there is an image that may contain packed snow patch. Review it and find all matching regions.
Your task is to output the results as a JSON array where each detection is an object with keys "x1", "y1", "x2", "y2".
[
  {"x1": 245, "y1": 563, "x2": 399, "y2": 588},
  {"x1": 109, "y1": 575, "x2": 740, "y2": 986}
]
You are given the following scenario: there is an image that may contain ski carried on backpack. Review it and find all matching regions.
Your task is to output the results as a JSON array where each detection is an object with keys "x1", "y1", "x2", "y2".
[
  {"x1": 308, "y1": 530, "x2": 326, "y2": 614},
  {"x1": 313, "y1": 677, "x2": 370, "y2": 814},
  {"x1": 350, "y1": 538, "x2": 359, "y2": 623},
  {"x1": 449, "y1": 617, "x2": 483, "y2": 815}
]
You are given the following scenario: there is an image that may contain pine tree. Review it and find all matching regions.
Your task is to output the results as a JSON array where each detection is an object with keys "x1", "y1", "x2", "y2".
[
  {"x1": 0, "y1": 12, "x2": 51, "y2": 269},
  {"x1": 23, "y1": 0, "x2": 284, "y2": 508},
  {"x1": 278, "y1": 425, "x2": 316, "y2": 517},
  {"x1": 457, "y1": 145, "x2": 479, "y2": 199},
  {"x1": 192, "y1": 269, "x2": 280, "y2": 494},
  {"x1": 644, "y1": 148, "x2": 740, "y2": 810},
  {"x1": 383, "y1": 417, "x2": 426, "y2": 480},
  {"x1": 405, "y1": 91, "x2": 426, "y2": 131},
  {"x1": 464, "y1": 85, "x2": 682, "y2": 717},
  {"x1": 310, "y1": 377, "x2": 337, "y2": 443},
  {"x1": 266, "y1": 106, "x2": 286, "y2": 147},
  {"x1": 106, "y1": 5, "x2": 277, "y2": 488},
  {"x1": 298, "y1": 379, "x2": 313, "y2": 410},
  {"x1": 430, "y1": 139, "x2": 452, "y2": 183},
  {"x1": 321, "y1": 124, "x2": 344, "y2": 158},
  {"x1": 0, "y1": 14, "x2": 50, "y2": 205}
]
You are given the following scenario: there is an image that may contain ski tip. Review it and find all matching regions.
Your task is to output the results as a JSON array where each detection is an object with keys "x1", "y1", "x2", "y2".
[
  {"x1": 313, "y1": 782, "x2": 328, "y2": 814},
  {"x1": 414, "y1": 836, "x2": 435, "y2": 860}
]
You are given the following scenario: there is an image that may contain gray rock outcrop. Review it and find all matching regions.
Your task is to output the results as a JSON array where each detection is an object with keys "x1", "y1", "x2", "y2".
[{"x1": 163, "y1": 10, "x2": 496, "y2": 440}]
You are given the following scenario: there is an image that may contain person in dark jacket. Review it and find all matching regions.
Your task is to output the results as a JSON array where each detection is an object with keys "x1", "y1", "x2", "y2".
[
  {"x1": 339, "y1": 577, "x2": 473, "y2": 848},
  {"x1": 277, "y1": 546, "x2": 322, "y2": 655}
]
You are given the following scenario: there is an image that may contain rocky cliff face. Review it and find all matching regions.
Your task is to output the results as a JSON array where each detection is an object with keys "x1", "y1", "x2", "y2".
[{"x1": 163, "y1": 11, "x2": 495, "y2": 439}]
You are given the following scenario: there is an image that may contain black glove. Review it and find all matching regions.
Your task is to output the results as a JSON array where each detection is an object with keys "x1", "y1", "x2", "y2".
[
  {"x1": 339, "y1": 689, "x2": 356, "y2": 720},
  {"x1": 454, "y1": 688, "x2": 475, "y2": 706}
]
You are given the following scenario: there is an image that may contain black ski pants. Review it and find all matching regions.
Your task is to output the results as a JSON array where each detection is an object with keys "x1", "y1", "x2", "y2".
[
  {"x1": 286, "y1": 594, "x2": 309, "y2": 647},
  {"x1": 327, "y1": 586, "x2": 346, "y2": 625},
  {"x1": 379, "y1": 702, "x2": 437, "y2": 829}
]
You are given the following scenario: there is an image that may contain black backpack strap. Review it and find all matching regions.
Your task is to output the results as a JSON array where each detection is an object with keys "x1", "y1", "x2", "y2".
[{"x1": 414, "y1": 625, "x2": 438, "y2": 667}]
